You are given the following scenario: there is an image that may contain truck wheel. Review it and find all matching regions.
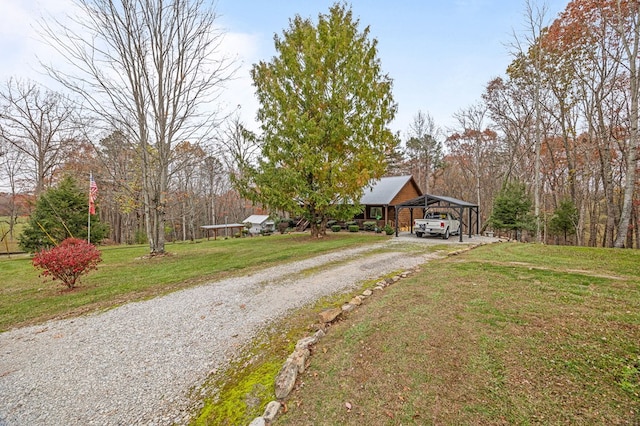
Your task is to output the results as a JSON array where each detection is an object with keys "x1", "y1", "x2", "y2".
[
  {"x1": 416, "y1": 232, "x2": 423, "y2": 238},
  {"x1": 443, "y1": 228, "x2": 450, "y2": 239}
]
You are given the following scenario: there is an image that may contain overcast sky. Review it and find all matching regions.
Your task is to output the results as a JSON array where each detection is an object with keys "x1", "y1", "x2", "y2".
[{"x1": 1, "y1": 0, "x2": 568, "y2": 139}]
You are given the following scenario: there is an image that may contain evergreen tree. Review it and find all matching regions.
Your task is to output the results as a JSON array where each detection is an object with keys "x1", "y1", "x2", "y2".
[
  {"x1": 488, "y1": 180, "x2": 535, "y2": 241},
  {"x1": 19, "y1": 175, "x2": 108, "y2": 252},
  {"x1": 548, "y1": 198, "x2": 578, "y2": 244}
]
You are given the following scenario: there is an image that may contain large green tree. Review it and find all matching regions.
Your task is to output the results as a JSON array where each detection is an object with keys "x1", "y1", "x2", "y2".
[
  {"x1": 19, "y1": 176, "x2": 108, "y2": 253},
  {"x1": 241, "y1": 3, "x2": 398, "y2": 237}
]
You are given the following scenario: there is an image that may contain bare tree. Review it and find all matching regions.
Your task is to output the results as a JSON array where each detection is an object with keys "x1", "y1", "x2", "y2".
[
  {"x1": 0, "y1": 79, "x2": 78, "y2": 194},
  {"x1": 41, "y1": 0, "x2": 236, "y2": 255},
  {"x1": 405, "y1": 110, "x2": 443, "y2": 194},
  {"x1": 507, "y1": 0, "x2": 553, "y2": 242},
  {"x1": 216, "y1": 112, "x2": 260, "y2": 175},
  {"x1": 448, "y1": 103, "x2": 500, "y2": 230},
  {"x1": 612, "y1": 0, "x2": 640, "y2": 247}
]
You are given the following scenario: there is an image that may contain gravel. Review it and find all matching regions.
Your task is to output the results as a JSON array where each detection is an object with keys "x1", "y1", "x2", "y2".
[{"x1": 0, "y1": 235, "x2": 479, "y2": 425}]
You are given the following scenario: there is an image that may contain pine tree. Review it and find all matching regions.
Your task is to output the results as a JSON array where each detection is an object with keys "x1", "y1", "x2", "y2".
[
  {"x1": 19, "y1": 176, "x2": 109, "y2": 252},
  {"x1": 488, "y1": 180, "x2": 535, "y2": 241}
]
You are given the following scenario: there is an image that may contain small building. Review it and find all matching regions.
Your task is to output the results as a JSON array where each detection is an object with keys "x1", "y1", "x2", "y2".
[
  {"x1": 355, "y1": 175, "x2": 423, "y2": 229},
  {"x1": 243, "y1": 215, "x2": 275, "y2": 235}
]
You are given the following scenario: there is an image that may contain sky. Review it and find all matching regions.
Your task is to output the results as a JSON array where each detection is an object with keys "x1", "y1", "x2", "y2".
[{"x1": 1, "y1": 0, "x2": 569, "y2": 139}]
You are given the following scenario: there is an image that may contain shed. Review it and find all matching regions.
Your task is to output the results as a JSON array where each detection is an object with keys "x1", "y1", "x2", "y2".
[
  {"x1": 355, "y1": 175, "x2": 422, "y2": 226},
  {"x1": 243, "y1": 215, "x2": 275, "y2": 235}
]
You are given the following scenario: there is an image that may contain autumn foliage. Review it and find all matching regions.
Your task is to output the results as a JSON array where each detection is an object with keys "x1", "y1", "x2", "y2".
[{"x1": 32, "y1": 238, "x2": 102, "y2": 289}]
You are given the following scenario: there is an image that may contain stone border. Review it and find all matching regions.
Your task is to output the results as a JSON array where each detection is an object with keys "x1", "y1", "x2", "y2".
[
  {"x1": 247, "y1": 242, "x2": 488, "y2": 425},
  {"x1": 247, "y1": 266, "x2": 419, "y2": 426}
]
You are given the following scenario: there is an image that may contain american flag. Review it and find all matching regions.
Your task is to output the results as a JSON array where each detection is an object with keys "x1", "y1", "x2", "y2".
[{"x1": 89, "y1": 174, "x2": 98, "y2": 215}]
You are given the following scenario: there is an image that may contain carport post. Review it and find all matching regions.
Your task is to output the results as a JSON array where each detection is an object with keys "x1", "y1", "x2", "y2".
[{"x1": 459, "y1": 206, "x2": 464, "y2": 242}]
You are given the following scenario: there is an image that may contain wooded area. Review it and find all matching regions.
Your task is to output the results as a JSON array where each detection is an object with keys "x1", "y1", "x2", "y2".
[{"x1": 0, "y1": 0, "x2": 638, "y2": 249}]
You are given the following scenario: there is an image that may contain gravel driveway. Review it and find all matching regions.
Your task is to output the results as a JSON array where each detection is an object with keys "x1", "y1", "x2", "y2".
[{"x1": 0, "y1": 234, "x2": 487, "y2": 425}]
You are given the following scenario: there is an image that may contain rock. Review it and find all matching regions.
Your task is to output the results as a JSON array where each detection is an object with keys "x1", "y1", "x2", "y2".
[
  {"x1": 349, "y1": 296, "x2": 362, "y2": 306},
  {"x1": 392, "y1": 275, "x2": 400, "y2": 282},
  {"x1": 290, "y1": 348, "x2": 310, "y2": 373},
  {"x1": 263, "y1": 401, "x2": 281, "y2": 423},
  {"x1": 373, "y1": 286, "x2": 384, "y2": 291},
  {"x1": 384, "y1": 277, "x2": 394, "y2": 285},
  {"x1": 314, "y1": 329, "x2": 326, "y2": 339},
  {"x1": 295, "y1": 336, "x2": 317, "y2": 351},
  {"x1": 342, "y1": 303, "x2": 355, "y2": 312},
  {"x1": 362, "y1": 289, "x2": 373, "y2": 297},
  {"x1": 248, "y1": 417, "x2": 266, "y2": 426},
  {"x1": 274, "y1": 359, "x2": 298, "y2": 400},
  {"x1": 318, "y1": 307, "x2": 342, "y2": 324}
]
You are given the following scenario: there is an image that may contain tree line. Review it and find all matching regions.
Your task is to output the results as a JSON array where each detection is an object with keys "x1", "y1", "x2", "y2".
[{"x1": 1, "y1": 0, "x2": 639, "y2": 251}]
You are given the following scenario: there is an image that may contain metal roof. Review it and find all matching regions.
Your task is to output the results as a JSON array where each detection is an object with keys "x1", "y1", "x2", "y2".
[
  {"x1": 243, "y1": 215, "x2": 273, "y2": 224},
  {"x1": 360, "y1": 175, "x2": 418, "y2": 205},
  {"x1": 397, "y1": 194, "x2": 478, "y2": 208}
]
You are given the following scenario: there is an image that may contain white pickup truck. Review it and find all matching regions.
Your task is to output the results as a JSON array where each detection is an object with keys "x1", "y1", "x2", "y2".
[{"x1": 414, "y1": 211, "x2": 461, "y2": 239}]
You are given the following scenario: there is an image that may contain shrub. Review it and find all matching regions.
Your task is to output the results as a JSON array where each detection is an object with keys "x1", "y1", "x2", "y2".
[
  {"x1": 331, "y1": 225, "x2": 341, "y2": 232},
  {"x1": 277, "y1": 220, "x2": 289, "y2": 234},
  {"x1": 384, "y1": 224, "x2": 394, "y2": 235},
  {"x1": 32, "y1": 238, "x2": 102, "y2": 289},
  {"x1": 348, "y1": 225, "x2": 359, "y2": 233},
  {"x1": 345, "y1": 221, "x2": 357, "y2": 227},
  {"x1": 363, "y1": 221, "x2": 376, "y2": 231},
  {"x1": 327, "y1": 220, "x2": 337, "y2": 227}
]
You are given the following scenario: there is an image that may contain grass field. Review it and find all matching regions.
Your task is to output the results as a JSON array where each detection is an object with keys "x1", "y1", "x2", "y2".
[
  {"x1": 0, "y1": 216, "x2": 27, "y2": 254},
  {"x1": 0, "y1": 233, "x2": 385, "y2": 331},
  {"x1": 270, "y1": 243, "x2": 640, "y2": 425}
]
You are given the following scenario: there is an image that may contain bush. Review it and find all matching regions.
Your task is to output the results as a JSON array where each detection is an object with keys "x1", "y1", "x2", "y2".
[
  {"x1": 363, "y1": 221, "x2": 376, "y2": 231},
  {"x1": 348, "y1": 225, "x2": 359, "y2": 233},
  {"x1": 384, "y1": 224, "x2": 394, "y2": 235},
  {"x1": 277, "y1": 220, "x2": 289, "y2": 234},
  {"x1": 327, "y1": 220, "x2": 337, "y2": 227},
  {"x1": 331, "y1": 225, "x2": 341, "y2": 232},
  {"x1": 32, "y1": 238, "x2": 102, "y2": 289}
]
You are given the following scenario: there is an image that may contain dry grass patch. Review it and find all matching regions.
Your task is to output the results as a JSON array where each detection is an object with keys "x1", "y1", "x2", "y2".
[{"x1": 278, "y1": 243, "x2": 640, "y2": 425}]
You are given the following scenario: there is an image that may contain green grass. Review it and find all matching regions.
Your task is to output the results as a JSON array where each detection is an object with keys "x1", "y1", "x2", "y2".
[
  {"x1": 0, "y1": 215, "x2": 27, "y2": 254},
  {"x1": 276, "y1": 242, "x2": 640, "y2": 425},
  {"x1": 0, "y1": 233, "x2": 386, "y2": 331}
]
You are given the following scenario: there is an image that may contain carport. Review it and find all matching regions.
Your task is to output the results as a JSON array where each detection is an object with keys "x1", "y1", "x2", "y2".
[{"x1": 394, "y1": 194, "x2": 479, "y2": 242}]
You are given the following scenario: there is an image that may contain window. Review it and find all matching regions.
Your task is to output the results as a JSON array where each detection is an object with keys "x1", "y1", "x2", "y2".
[{"x1": 370, "y1": 207, "x2": 383, "y2": 219}]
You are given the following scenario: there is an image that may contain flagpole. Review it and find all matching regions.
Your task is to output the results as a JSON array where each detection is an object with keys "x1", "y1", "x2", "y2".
[{"x1": 88, "y1": 172, "x2": 92, "y2": 243}]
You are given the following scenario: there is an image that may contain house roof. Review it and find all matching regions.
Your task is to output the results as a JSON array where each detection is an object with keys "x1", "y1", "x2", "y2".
[
  {"x1": 243, "y1": 215, "x2": 273, "y2": 224},
  {"x1": 360, "y1": 175, "x2": 419, "y2": 205}
]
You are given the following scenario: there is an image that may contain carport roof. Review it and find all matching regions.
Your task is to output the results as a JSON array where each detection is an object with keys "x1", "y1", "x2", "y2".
[{"x1": 397, "y1": 194, "x2": 478, "y2": 208}]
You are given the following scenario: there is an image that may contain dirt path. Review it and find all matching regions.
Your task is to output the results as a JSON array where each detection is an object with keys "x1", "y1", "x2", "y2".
[{"x1": 0, "y1": 235, "x2": 490, "y2": 425}]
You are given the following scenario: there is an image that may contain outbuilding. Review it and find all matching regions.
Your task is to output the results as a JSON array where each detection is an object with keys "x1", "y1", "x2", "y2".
[{"x1": 243, "y1": 215, "x2": 275, "y2": 235}]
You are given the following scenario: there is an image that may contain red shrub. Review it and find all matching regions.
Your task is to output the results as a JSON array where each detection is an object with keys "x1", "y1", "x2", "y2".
[{"x1": 32, "y1": 238, "x2": 102, "y2": 289}]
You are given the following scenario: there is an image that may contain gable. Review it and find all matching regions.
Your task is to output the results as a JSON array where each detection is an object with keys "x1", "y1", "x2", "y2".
[{"x1": 360, "y1": 175, "x2": 422, "y2": 206}]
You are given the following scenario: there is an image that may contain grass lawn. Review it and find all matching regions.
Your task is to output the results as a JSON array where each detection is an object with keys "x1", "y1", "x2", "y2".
[
  {"x1": 0, "y1": 215, "x2": 27, "y2": 254},
  {"x1": 0, "y1": 232, "x2": 386, "y2": 331},
  {"x1": 275, "y1": 243, "x2": 640, "y2": 425}
]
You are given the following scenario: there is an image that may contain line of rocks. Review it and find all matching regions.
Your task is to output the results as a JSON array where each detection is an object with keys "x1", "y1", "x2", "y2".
[{"x1": 247, "y1": 266, "x2": 420, "y2": 426}]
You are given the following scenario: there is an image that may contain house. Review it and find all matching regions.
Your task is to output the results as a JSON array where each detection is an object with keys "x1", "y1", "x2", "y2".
[
  {"x1": 355, "y1": 175, "x2": 423, "y2": 229},
  {"x1": 243, "y1": 214, "x2": 275, "y2": 235}
]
